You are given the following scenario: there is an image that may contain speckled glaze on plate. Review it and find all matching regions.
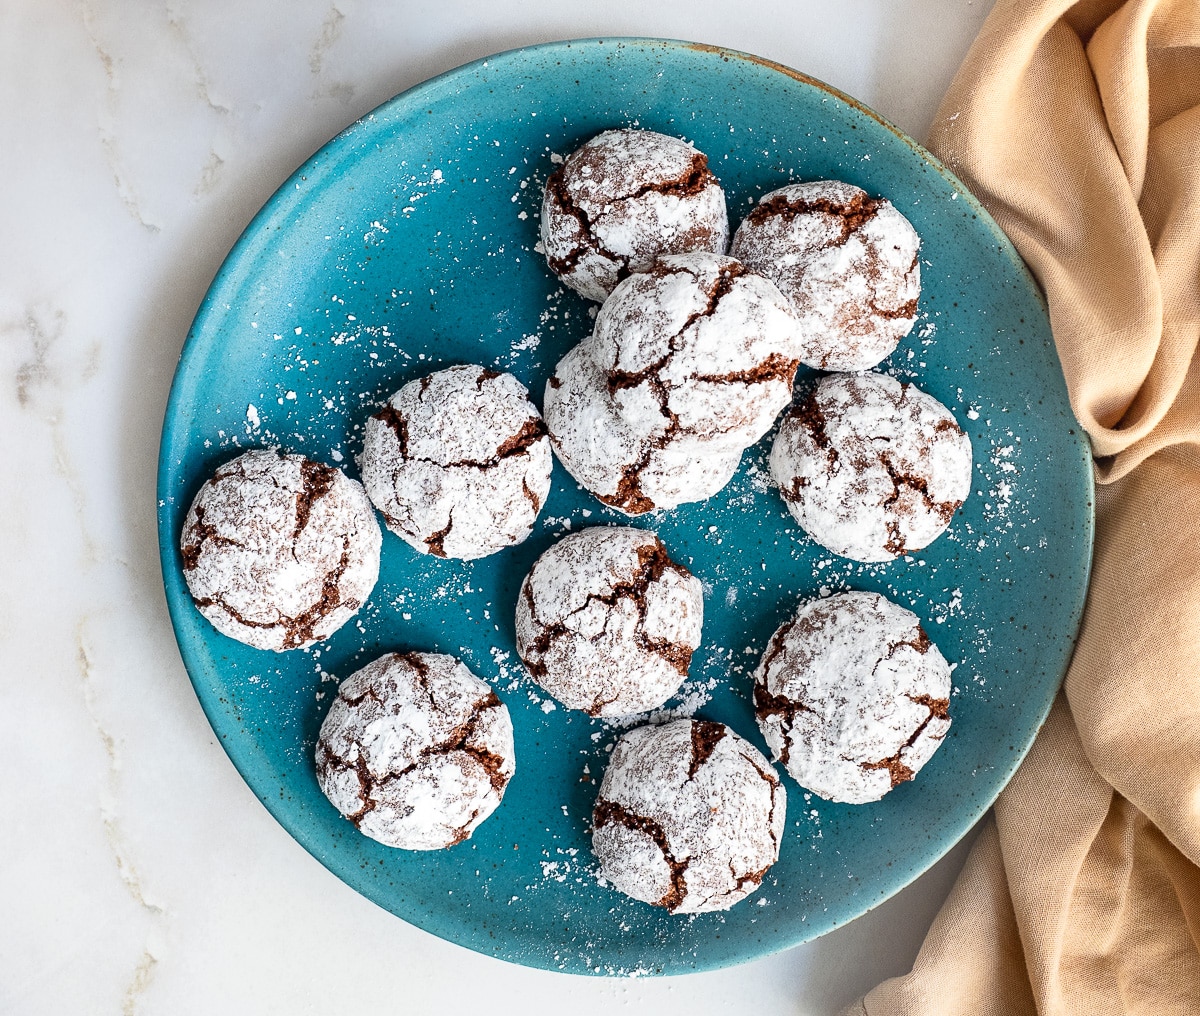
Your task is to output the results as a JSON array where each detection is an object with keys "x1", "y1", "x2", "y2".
[{"x1": 156, "y1": 39, "x2": 1094, "y2": 975}]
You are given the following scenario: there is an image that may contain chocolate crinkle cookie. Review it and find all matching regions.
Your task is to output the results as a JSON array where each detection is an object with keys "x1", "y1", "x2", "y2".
[
  {"x1": 770, "y1": 371, "x2": 972, "y2": 562},
  {"x1": 540, "y1": 129, "x2": 729, "y2": 302},
  {"x1": 592, "y1": 719, "x2": 786, "y2": 913},
  {"x1": 515, "y1": 526, "x2": 703, "y2": 716},
  {"x1": 360, "y1": 364, "x2": 552, "y2": 560},
  {"x1": 180, "y1": 448, "x2": 381, "y2": 651},
  {"x1": 544, "y1": 253, "x2": 804, "y2": 514},
  {"x1": 755, "y1": 591, "x2": 951, "y2": 804},
  {"x1": 731, "y1": 180, "x2": 921, "y2": 371},
  {"x1": 315, "y1": 651, "x2": 515, "y2": 850}
]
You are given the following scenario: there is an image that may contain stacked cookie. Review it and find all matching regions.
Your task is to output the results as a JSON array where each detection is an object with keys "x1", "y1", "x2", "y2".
[
  {"x1": 545, "y1": 254, "x2": 807, "y2": 513},
  {"x1": 539, "y1": 130, "x2": 813, "y2": 515}
]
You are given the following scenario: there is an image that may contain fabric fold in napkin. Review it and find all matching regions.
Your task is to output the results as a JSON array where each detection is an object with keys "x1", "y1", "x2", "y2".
[{"x1": 842, "y1": 1, "x2": 1200, "y2": 1012}]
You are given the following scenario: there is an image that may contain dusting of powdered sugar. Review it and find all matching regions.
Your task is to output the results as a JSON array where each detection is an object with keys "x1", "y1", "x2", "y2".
[
  {"x1": 315, "y1": 651, "x2": 515, "y2": 850},
  {"x1": 544, "y1": 252, "x2": 808, "y2": 515},
  {"x1": 770, "y1": 371, "x2": 972, "y2": 562},
  {"x1": 753, "y1": 590, "x2": 951, "y2": 805},
  {"x1": 359, "y1": 364, "x2": 552, "y2": 560},
  {"x1": 590, "y1": 253, "x2": 804, "y2": 444},
  {"x1": 514, "y1": 526, "x2": 703, "y2": 717},
  {"x1": 592, "y1": 719, "x2": 785, "y2": 913},
  {"x1": 180, "y1": 448, "x2": 382, "y2": 651},
  {"x1": 731, "y1": 180, "x2": 920, "y2": 371},
  {"x1": 540, "y1": 129, "x2": 728, "y2": 302}
]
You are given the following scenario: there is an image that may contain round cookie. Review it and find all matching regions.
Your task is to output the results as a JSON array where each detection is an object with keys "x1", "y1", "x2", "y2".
[
  {"x1": 543, "y1": 339, "x2": 743, "y2": 514},
  {"x1": 770, "y1": 371, "x2": 972, "y2": 562},
  {"x1": 753, "y1": 591, "x2": 951, "y2": 804},
  {"x1": 315, "y1": 651, "x2": 515, "y2": 850},
  {"x1": 180, "y1": 448, "x2": 381, "y2": 651},
  {"x1": 540, "y1": 129, "x2": 729, "y2": 302},
  {"x1": 590, "y1": 253, "x2": 804, "y2": 443},
  {"x1": 515, "y1": 526, "x2": 704, "y2": 716},
  {"x1": 592, "y1": 719, "x2": 785, "y2": 913},
  {"x1": 731, "y1": 180, "x2": 921, "y2": 371},
  {"x1": 360, "y1": 364, "x2": 552, "y2": 560}
]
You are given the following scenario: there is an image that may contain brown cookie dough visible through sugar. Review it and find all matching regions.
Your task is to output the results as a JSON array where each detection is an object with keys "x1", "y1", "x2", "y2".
[
  {"x1": 592, "y1": 718, "x2": 785, "y2": 913},
  {"x1": 514, "y1": 526, "x2": 704, "y2": 716},
  {"x1": 543, "y1": 253, "x2": 803, "y2": 514},
  {"x1": 753, "y1": 591, "x2": 951, "y2": 804},
  {"x1": 360, "y1": 364, "x2": 552, "y2": 560},
  {"x1": 590, "y1": 253, "x2": 803, "y2": 443},
  {"x1": 543, "y1": 339, "x2": 744, "y2": 515},
  {"x1": 731, "y1": 180, "x2": 921, "y2": 371},
  {"x1": 180, "y1": 448, "x2": 381, "y2": 651},
  {"x1": 770, "y1": 371, "x2": 972, "y2": 562},
  {"x1": 315, "y1": 651, "x2": 515, "y2": 850},
  {"x1": 540, "y1": 129, "x2": 729, "y2": 302}
]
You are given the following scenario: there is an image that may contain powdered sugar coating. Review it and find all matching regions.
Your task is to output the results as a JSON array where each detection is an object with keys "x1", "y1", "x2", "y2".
[
  {"x1": 731, "y1": 180, "x2": 920, "y2": 371},
  {"x1": 180, "y1": 448, "x2": 381, "y2": 651},
  {"x1": 315, "y1": 652, "x2": 515, "y2": 850},
  {"x1": 753, "y1": 591, "x2": 951, "y2": 804},
  {"x1": 515, "y1": 527, "x2": 703, "y2": 716},
  {"x1": 543, "y1": 252, "x2": 807, "y2": 515},
  {"x1": 592, "y1": 719, "x2": 785, "y2": 913},
  {"x1": 770, "y1": 371, "x2": 972, "y2": 562},
  {"x1": 543, "y1": 339, "x2": 743, "y2": 514},
  {"x1": 359, "y1": 365, "x2": 552, "y2": 560},
  {"x1": 591, "y1": 253, "x2": 804, "y2": 442},
  {"x1": 541, "y1": 129, "x2": 729, "y2": 302}
]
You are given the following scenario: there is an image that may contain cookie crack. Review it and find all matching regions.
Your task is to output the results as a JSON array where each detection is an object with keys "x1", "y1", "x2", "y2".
[
  {"x1": 520, "y1": 477, "x2": 541, "y2": 514},
  {"x1": 181, "y1": 505, "x2": 247, "y2": 570},
  {"x1": 859, "y1": 694, "x2": 949, "y2": 789},
  {"x1": 374, "y1": 409, "x2": 546, "y2": 472},
  {"x1": 593, "y1": 798, "x2": 690, "y2": 912},
  {"x1": 692, "y1": 352, "x2": 798, "y2": 387},
  {"x1": 619, "y1": 150, "x2": 717, "y2": 203},
  {"x1": 543, "y1": 167, "x2": 609, "y2": 278},
  {"x1": 747, "y1": 190, "x2": 881, "y2": 247},
  {"x1": 474, "y1": 368, "x2": 502, "y2": 391},
  {"x1": 780, "y1": 391, "x2": 840, "y2": 506},
  {"x1": 736, "y1": 749, "x2": 784, "y2": 855},
  {"x1": 545, "y1": 150, "x2": 719, "y2": 282},
  {"x1": 193, "y1": 536, "x2": 353, "y2": 649},
  {"x1": 425, "y1": 512, "x2": 453, "y2": 558},
  {"x1": 752, "y1": 683, "x2": 819, "y2": 767},
  {"x1": 687, "y1": 720, "x2": 727, "y2": 779},
  {"x1": 599, "y1": 265, "x2": 751, "y2": 513},
  {"x1": 374, "y1": 404, "x2": 409, "y2": 457},
  {"x1": 294, "y1": 460, "x2": 338, "y2": 541},
  {"x1": 320, "y1": 686, "x2": 507, "y2": 829},
  {"x1": 520, "y1": 542, "x2": 697, "y2": 706},
  {"x1": 878, "y1": 455, "x2": 958, "y2": 555}
]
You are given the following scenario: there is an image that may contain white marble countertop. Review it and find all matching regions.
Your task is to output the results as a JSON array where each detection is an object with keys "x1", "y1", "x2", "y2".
[{"x1": 2, "y1": 2, "x2": 992, "y2": 1012}]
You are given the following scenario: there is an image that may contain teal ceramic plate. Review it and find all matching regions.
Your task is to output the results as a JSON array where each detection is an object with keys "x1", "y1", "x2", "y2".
[{"x1": 157, "y1": 39, "x2": 1093, "y2": 975}]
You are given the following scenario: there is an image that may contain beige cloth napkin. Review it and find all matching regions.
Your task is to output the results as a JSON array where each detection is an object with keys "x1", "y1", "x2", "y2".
[{"x1": 842, "y1": 1, "x2": 1200, "y2": 1012}]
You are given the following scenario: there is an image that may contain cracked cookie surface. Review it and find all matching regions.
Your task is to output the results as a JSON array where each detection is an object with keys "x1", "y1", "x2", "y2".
[
  {"x1": 540, "y1": 129, "x2": 728, "y2": 302},
  {"x1": 770, "y1": 371, "x2": 972, "y2": 562},
  {"x1": 544, "y1": 339, "x2": 744, "y2": 514},
  {"x1": 731, "y1": 180, "x2": 921, "y2": 371},
  {"x1": 315, "y1": 651, "x2": 515, "y2": 850},
  {"x1": 592, "y1": 719, "x2": 785, "y2": 913},
  {"x1": 591, "y1": 252, "x2": 804, "y2": 443},
  {"x1": 360, "y1": 364, "x2": 552, "y2": 560},
  {"x1": 180, "y1": 448, "x2": 381, "y2": 651},
  {"x1": 544, "y1": 252, "x2": 804, "y2": 515},
  {"x1": 753, "y1": 591, "x2": 951, "y2": 804},
  {"x1": 514, "y1": 527, "x2": 703, "y2": 716}
]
